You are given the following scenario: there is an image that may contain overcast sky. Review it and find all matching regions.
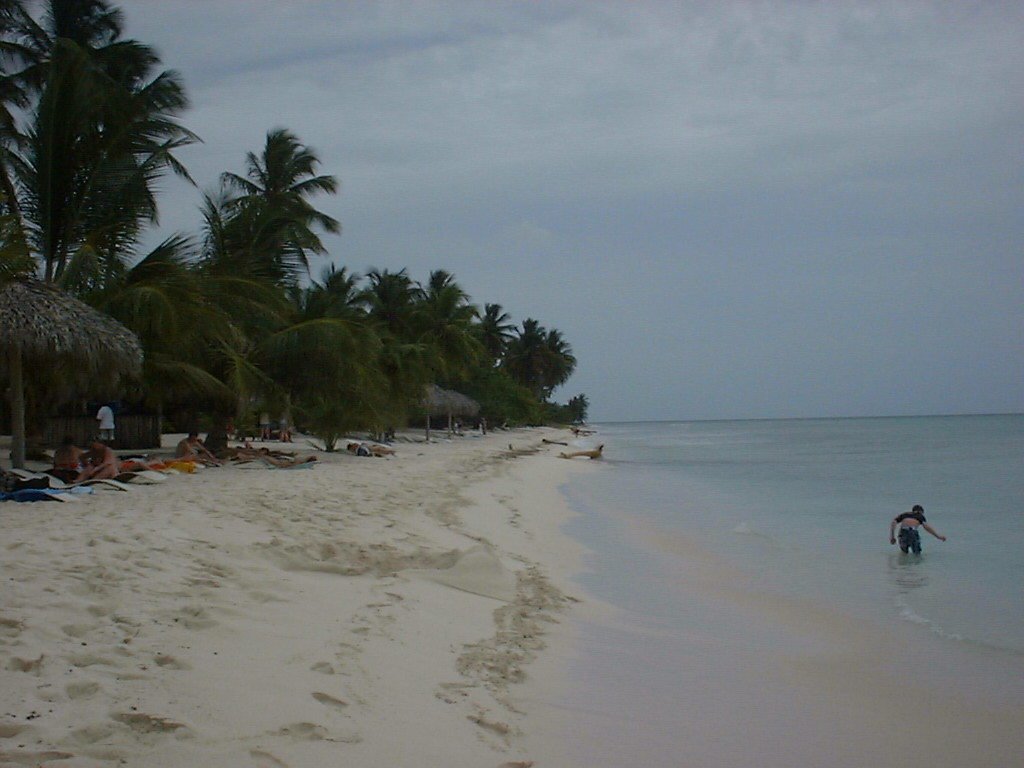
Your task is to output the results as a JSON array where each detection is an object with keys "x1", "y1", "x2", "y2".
[{"x1": 123, "y1": 1, "x2": 1023, "y2": 422}]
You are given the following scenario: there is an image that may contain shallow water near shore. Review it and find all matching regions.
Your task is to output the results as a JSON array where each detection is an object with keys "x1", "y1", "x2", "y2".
[{"x1": 553, "y1": 415, "x2": 1024, "y2": 767}]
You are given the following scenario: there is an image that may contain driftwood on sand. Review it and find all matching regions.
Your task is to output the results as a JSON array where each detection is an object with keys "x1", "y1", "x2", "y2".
[{"x1": 558, "y1": 444, "x2": 604, "y2": 460}]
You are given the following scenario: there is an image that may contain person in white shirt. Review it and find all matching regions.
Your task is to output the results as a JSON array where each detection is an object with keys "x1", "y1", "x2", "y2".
[{"x1": 96, "y1": 404, "x2": 115, "y2": 442}]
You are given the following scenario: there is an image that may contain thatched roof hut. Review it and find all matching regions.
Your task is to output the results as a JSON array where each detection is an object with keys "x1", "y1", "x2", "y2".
[
  {"x1": 422, "y1": 384, "x2": 480, "y2": 440},
  {"x1": 423, "y1": 384, "x2": 480, "y2": 418},
  {"x1": 0, "y1": 279, "x2": 143, "y2": 467}
]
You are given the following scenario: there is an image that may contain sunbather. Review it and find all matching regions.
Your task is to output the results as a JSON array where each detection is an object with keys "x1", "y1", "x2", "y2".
[
  {"x1": 346, "y1": 442, "x2": 395, "y2": 457},
  {"x1": 76, "y1": 440, "x2": 120, "y2": 481},
  {"x1": 176, "y1": 432, "x2": 222, "y2": 466},
  {"x1": 262, "y1": 454, "x2": 317, "y2": 468},
  {"x1": 51, "y1": 436, "x2": 84, "y2": 483},
  {"x1": 227, "y1": 444, "x2": 296, "y2": 462}
]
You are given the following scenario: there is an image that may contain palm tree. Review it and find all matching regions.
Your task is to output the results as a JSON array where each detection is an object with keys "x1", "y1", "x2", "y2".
[
  {"x1": 359, "y1": 267, "x2": 422, "y2": 337},
  {"x1": 357, "y1": 268, "x2": 433, "y2": 427},
  {"x1": 87, "y1": 234, "x2": 234, "y2": 410},
  {"x1": 541, "y1": 327, "x2": 576, "y2": 396},
  {"x1": 476, "y1": 302, "x2": 514, "y2": 363},
  {"x1": 417, "y1": 269, "x2": 482, "y2": 384},
  {"x1": 265, "y1": 267, "x2": 384, "y2": 448},
  {"x1": 0, "y1": 1, "x2": 31, "y2": 249},
  {"x1": 3, "y1": 0, "x2": 197, "y2": 284},
  {"x1": 502, "y1": 318, "x2": 548, "y2": 399},
  {"x1": 502, "y1": 319, "x2": 576, "y2": 401},
  {"x1": 220, "y1": 128, "x2": 339, "y2": 284}
]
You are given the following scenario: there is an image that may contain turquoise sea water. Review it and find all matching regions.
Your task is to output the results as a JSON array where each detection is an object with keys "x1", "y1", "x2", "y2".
[{"x1": 552, "y1": 415, "x2": 1024, "y2": 768}]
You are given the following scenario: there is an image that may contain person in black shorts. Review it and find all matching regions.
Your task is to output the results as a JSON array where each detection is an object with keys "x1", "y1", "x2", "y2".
[{"x1": 889, "y1": 504, "x2": 947, "y2": 553}]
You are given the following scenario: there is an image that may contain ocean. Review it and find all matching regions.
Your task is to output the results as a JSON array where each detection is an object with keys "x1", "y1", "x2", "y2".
[{"x1": 550, "y1": 415, "x2": 1024, "y2": 768}]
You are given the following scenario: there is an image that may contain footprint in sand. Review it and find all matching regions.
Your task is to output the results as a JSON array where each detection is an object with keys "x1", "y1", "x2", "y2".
[
  {"x1": 167, "y1": 605, "x2": 218, "y2": 630},
  {"x1": 309, "y1": 661, "x2": 335, "y2": 675},
  {"x1": 67, "y1": 652, "x2": 113, "y2": 669},
  {"x1": 66, "y1": 681, "x2": 101, "y2": 700},
  {"x1": 311, "y1": 691, "x2": 348, "y2": 710},
  {"x1": 154, "y1": 654, "x2": 191, "y2": 670},
  {"x1": 0, "y1": 723, "x2": 26, "y2": 739},
  {"x1": 0, "y1": 750, "x2": 74, "y2": 764},
  {"x1": 250, "y1": 749, "x2": 288, "y2": 768},
  {"x1": 60, "y1": 623, "x2": 95, "y2": 638},
  {"x1": 64, "y1": 723, "x2": 115, "y2": 745},
  {"x1": 112, "y1": 712, "x2": 187, "y2": 735},
  {"x1": 274, "y1": 722, "x2": 328, "y2": 741},
  {"x1": 6, "y1": 655, "x2": 44, "y2": 674},
  {"x1": 0, "y1": 616, "x2": 24, "y2": 640},
  {"x1": 274, "y1": 722, "x2": 361, "y2": 744}
]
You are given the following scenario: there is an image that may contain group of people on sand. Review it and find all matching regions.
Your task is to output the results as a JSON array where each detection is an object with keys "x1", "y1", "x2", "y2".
[
  {"x1": 47, "y1": 430, "x2": 321, "y2": 483},
  {"x1": 173, "y1": 433, "x2": 318, "y2": 468},
  {"x1": 52, "y1": 437, "x2": 118, "y2": 483}
]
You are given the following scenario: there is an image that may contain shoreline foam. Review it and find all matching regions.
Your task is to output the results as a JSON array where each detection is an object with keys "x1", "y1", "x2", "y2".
[{"x1": 1, "y1": 428, "x2": 594, "y2": 767}]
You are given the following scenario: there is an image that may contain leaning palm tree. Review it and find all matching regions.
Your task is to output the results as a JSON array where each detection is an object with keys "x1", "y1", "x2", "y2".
[
  {"x1": 540, "y1": 327, "x2": 576, "y2": 398},
  {"x1": 87, "y1": 235, "x2": 233, "y2": 411},
  {"x1": 220, "y1": 128, "x2": 339, "y2": 284},
  {"x1": 3, "y1": 0, "x2": 197, "y2": 285}
]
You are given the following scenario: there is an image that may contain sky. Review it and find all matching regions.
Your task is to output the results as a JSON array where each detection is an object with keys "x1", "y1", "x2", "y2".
[{"x1": 122, "y1": 1, "x2": 1023, "y2": 422}]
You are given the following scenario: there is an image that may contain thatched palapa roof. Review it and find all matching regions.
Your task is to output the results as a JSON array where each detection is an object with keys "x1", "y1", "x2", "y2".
[
  {"x1": 1, "y1": 278, "x2": 143, "y2": 468},
  {"x1": 0, "y1": 279, "x2": 143, "y2": 375},
  {"x1": 423, "y1": 384, "x2": 480, "y2": 418}
]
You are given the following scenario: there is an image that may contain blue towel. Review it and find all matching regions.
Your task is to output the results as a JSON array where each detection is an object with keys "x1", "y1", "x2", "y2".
[{"x1": 1, "y1": 488, "x2": 68, "y2": 502}]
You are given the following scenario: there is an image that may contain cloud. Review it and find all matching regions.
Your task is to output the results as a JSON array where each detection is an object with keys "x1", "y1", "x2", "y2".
[{"x1": 124, "y1": 1, "x2": 1024, "y2": 420}]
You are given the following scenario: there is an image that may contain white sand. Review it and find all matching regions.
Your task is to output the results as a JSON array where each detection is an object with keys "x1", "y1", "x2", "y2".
[{"x1": 1, "y1": 429, "x2": 597, "y2": 768}]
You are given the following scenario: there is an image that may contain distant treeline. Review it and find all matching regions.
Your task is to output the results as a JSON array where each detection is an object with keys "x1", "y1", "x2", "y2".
[{"x1": 0, "y1": 1, "x2": 587, "y2": 448}]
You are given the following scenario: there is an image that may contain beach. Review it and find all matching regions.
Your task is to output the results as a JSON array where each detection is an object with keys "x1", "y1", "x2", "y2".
[
  {"x1": 1, "y1": 429, "x2": 594, "y2": 768},
  {"x1": 6, "y1": 417, "x2": 1022, "y2": 768}
]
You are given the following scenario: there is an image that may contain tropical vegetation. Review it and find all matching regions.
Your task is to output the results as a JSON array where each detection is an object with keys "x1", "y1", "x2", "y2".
[{"x1": 0, "y1": 0, "x2": 587, "y2": 451}]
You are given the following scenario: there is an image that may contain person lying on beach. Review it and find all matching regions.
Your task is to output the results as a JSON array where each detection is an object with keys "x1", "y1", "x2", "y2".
[
  {"x1": 346, "y1": 442, "x2": 396, "y2": 457},
  {"x1": 176, "y1": 432, "x2": 222, "y2": 466},
  {"x1": 559, "y1": 444, "x2": 604, "y2": 460},
  {"x1": 889, "y1": 504, "x2": 946, "y2": 554},
  {"x1": 50, "y1": 436, "x2": 84, "y2": 483},
  {"x1": 225, "y1": 444, "x2": 296, "y2": 461},
  {"x1": 118, "y1": 457, "x2": 165, "y2": 472},
  {"x1": 261, "y1": 454, "x2": 318, "y2": 468},
  {"x1": 75, "y1": 440, "x2": 119, "y2": 482}
]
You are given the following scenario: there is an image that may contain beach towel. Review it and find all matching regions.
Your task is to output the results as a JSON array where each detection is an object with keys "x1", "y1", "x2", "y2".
[
  {"x1": 0, "y1": 488, "x2": 79, "y2": 503},
  {"x1": 113, "y1": 470, "x2": 169, "y2": 484},
  {"x1": 7, "y1": 469, "x2": 131, "y2": 492},
  {"x1": 162, "y1": 460, "x2": 200, "y2": 473}
]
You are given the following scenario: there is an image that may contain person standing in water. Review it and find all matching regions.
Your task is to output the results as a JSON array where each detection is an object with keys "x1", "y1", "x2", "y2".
[{"x1": 890, "y1": 504, "x2": 947, "y2": 554}]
